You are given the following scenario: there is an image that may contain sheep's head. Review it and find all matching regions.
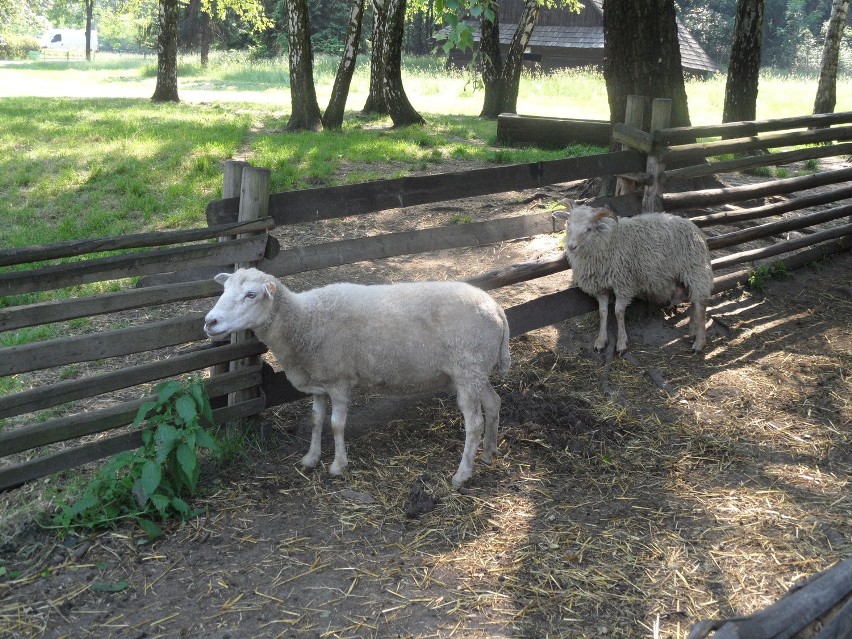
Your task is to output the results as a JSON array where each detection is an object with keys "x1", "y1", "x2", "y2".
[
  {"x1": 204, "y1": 268, "x2": 278, "y2": 340},
  {"x1": 552, "y1": 203, "x2": 616, "y2": 255}
]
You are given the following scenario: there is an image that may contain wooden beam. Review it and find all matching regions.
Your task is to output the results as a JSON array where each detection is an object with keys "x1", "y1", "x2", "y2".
[
  {"x1": 0, "y1": 340, "x2": 267, "y2": 419},
  {"x1": 205, "y1": 151, "x2": 646, "y2": 226},
  {"x1": 612, "y1": 122, "x2": 654, "y2": 153},
  {"x1": 465, "y1": 255, "x2": 569, "y2": 290},
  {"x1": 505, "y1": 287, "x2": 598, "y2": 337},
  {"x1": 662, "y1": 167, "x2": 852, "y2": 210},
  {"x1": 497, "y1": 113, "x2": 612, "y2": 148},
  {"x1": 711, "y1": 223, "x2": 852, "y2": 270}
]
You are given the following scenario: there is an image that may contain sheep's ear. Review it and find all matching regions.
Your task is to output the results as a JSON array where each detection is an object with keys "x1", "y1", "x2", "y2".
[
  {"x1": 552, "y1": 209, "x2": 570, "y2": 221},
  {"x1": 263, "y1": 281, "x2": 277, "y2": 298},
  {"x1": 214, "y1": 273, "x2": 231, "y2": 286}
]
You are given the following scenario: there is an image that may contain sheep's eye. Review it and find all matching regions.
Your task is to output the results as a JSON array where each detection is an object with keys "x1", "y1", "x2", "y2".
[{"x1": 245, "y1": 291, "x2": 257, "y2": 300}]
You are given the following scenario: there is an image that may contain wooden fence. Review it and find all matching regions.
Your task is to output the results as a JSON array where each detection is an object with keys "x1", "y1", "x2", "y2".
[{"x1": 1, "y1": 98, "x2": 851, "y2": 491}]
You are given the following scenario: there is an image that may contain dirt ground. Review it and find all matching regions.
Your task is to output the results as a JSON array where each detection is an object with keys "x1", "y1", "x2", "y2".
[{"x1": 1, "y1": 164, "x2": 851, "y2": 639}]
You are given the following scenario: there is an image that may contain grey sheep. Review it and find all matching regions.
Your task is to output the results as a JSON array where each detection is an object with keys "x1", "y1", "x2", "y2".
[
  {"x1": 204, "y1": 268, "x2": 511, "y2": 487},
  {"x1": 554, "y1": 203, "x2": 713, "y2": 354}
]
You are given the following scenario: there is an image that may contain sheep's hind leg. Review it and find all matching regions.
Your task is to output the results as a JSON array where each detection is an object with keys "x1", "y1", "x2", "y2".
[
  {"x1": 690, "y1": 301, "x2": 707, "y2": 352},
  {"x1": 327, "y1": 390, "x2": 351, "y2": 476},
  {"x1": 453, "y1": 389, "x2": 485, "y2": 487},
  {"x1": 301, "y1": 394, "x2": 327, "y2": 470},
  {"x1": 480, "y1": 383, "x2": 501, "y2": 465},
  {"x1": 593, "y1": 292, "x2": 610, "y2": 352},
  {"x1": 614, "y1": 296, "x2": 630, "y2": 355}
]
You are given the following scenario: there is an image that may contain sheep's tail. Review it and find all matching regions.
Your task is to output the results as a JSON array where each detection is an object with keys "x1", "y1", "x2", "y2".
[{"x1": 498, "y1": 311, "x2": 511, "y2": 375}]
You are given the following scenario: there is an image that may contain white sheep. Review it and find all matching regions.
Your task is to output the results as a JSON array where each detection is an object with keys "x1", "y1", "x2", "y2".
[
  {"x1": 554, "y1": 203, "x2": 713, "y2": 354},
  {"x1": 204, "y1": 268, "x2": 511, "y2": 487}
]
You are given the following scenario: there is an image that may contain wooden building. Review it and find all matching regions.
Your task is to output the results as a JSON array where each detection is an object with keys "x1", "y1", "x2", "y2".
[{"x1": 445, "y1": 0, "x2": 719, "y2": 77}]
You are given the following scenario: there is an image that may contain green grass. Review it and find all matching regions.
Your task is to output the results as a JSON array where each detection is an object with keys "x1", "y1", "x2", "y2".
[{"x1": 1, "y1": 54, "x2": 850, "y2": 253}]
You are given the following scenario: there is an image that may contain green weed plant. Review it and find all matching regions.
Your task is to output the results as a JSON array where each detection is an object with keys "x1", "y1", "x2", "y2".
[
  {"x1": 55, "y1": 377, "x2": 220, "y2": 539},
  {"x1": 747, "y1": 262, "x2": 792, "y2": 291}
]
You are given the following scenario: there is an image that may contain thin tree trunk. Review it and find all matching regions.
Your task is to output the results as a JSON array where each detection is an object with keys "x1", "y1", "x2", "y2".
[
  {"x1": 382, "y1": 0, "x2": 425, "y2": 126},
  {"x1": 479, "y1": 2, "x2": 505, "y2": 119},
  {"x1": 85, "y1": 0, "x2": 94, "y2": 61},
  {"x1": 363, "y1": 0, "x2": 389, "y2": 114},
  {"x1": 813, "y1": 0, "x2": 849, "y2": 115},
  {"x1": 323, "y1": 0, "x2": 366, "y2": 129},
  {"x1": 500, "y1": 0, "x2": 540, "y2": 115},
  {"x1": 200, "y1": 10, "x2": 211, "y2": 67},
  {"x1": 152, "y1": 0, "x2": 180, "y2": 102},
  {"x1": 285, "y1": 0, "x2": 323, "y2": 131},
  {"x1": 722, "y1": 0, "x2": 765, "y2": 123}
]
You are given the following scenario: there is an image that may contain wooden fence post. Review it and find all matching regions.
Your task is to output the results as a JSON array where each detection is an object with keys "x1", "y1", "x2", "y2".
[
  {"x1": 642, "y1": 98, "x2": 672, "y2": 213},
  {"x1": 615, "y1": 95, "x2": 646, "y2": 196},
  {"x1": 228, "y1": 166, "x2": 271, "y2": 410},
  {"x1": 210, "y1": 160, "x2": 251, "y2": 379}
]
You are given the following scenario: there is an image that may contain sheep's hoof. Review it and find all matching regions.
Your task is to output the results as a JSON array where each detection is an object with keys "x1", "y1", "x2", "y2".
[
  {"x1": 329, "y1": 459, "x2": 348, "y2": 476},
  {"x1": 616, "y1": 347, "x2": 628, "y2": 357},
  {"x1": 480, "y1": 451, "x2": 495, "y2": 465},
  {"x1": 451, "y1": 472, "x2": 470, "y2": 488},
  {"x1": 300, "y1": 453, "x2": 320, "y2": 469}
]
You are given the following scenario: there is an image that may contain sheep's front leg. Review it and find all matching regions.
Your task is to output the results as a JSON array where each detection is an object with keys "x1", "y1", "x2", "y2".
[
  {"x1": 301, "y1": 394, "x2": 327, "y2": 470},
  {"x1": 594, "y1": 292, "x2": 610, "y2": 352},
  {"x1": 614, "y1": 296, "x2": 630, "y2": 355},
  {"x1": 453, "y1": 389, "x2": 485, "y2": 487},
  {"x1": 327, "y1": 390, "x2": 351, "y2": 476}
]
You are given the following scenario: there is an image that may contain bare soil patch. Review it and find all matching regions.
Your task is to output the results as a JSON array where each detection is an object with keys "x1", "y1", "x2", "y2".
[{"x1": 1, "y1": 161, "x2": 850, "y2": 639}]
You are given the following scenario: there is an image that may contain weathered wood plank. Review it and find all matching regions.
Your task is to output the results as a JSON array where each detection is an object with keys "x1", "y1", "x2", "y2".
[
  {"x1": 0, "y1": 218, "x2": 275, "y2": 268},
  {"x1": 0, "y1": 235, "x2": 269, "y2": 297},
  {"x1": 661, "y1": 142, "x2": 852, "y2": 182},
  {"x1": 660, "y1": 125, "x2": 852, "y2": 163},
  {"x1": 656, "y1": 110, "x2": 852, "y2": 145},
  {"x1": 612, "y1": 122, "x2": 654, "y2": 153},
  {"x1": 710, "y1": 223, "x2": 852, "y2": 270},
  {"x1": 0, "y1": 340, "x2": 267, "y2": 419},
  {"x1": 0, "y1": 367, "x2": 262, "y2": 457},
  {"x1": 497, "y1": 113, "x2": 612, "y2": 148},
  {"x1": 0, "y1": 396, "x2": 266, "y2": 492},
  {"x1": 0, "y1": 279, "x2": 222, "y2": 333},
  {"x1": 662, "y1": 167, "x2": 852, "y2": 210},
  {"x1": 505, "y1": 287, "x2": 598, "y2": 337},
  {"x1": 206, "y1": 151, "x2": 646, "y2": 226},
  {"x1": 264, "y1": 212, "x2": 560, "y2": 276},
  {"x1": 706, "y1": 203, "x2": 852, "y2": 250},
  {"x1": 465, "y1": 255, "x2": 569, "y2": 290},
  {"x1": 0, "y1": 313, "x2": 206, "y2": 377},
  {"x1": 690, "y1": 185, "x2": 852, "y2": 228}
]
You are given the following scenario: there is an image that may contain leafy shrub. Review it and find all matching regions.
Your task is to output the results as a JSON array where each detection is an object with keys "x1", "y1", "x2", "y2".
[
  {"x1": 747, "y1": 262, "x2": 792, "y2": 291},
  {"x1": 55, "y1": 377, "x2": 221, "y2": 539},
  {"x1": 0, "y1": 34, "x2": 41, "y2": 60}
]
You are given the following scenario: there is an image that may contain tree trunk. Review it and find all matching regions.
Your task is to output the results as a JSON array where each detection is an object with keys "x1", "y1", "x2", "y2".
[
  {"x1": 85, "y1": 0, "x2": 94, "y2": 62},
  {"x1": 479, "y1": 2, "x2": 505, "y2": 118},
  {"x1": 151, "y1": 0, "x2": 180, "y2": 103},
  {"x1": 813, "y1": 0, "x2": 849, "y2": 115},
  {"x1": 382, "y1": 0, "x2": 425, "y2": 127},
  {"x1": 602, "y1": 0, "x2": 691, "y2": 128},
  {"x1": 200, "y1": 9, "x2": 211, "y2": 67},
  {"x1": 323, "y1": 0, "x2": 366, "y2": 129},
  {"x1": 284, "y1": 0, "x2": 323, "y2": 131},
  {"x1": 722, "y1": 0, "x2": 765, "y2": 123},
  {"x1": 500, "y1": 0, "x2": 539, "y2": 115},
  {"x1": 363, "y1": 0, "x2": 389, "y2": 114}
]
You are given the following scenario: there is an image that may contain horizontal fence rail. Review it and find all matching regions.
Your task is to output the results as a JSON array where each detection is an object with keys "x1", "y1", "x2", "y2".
[{"x1": 2, "y1": 106, "x2": 852, "y2": 492}]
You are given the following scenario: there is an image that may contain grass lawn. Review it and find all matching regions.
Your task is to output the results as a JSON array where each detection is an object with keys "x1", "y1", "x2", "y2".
[{"x1": 0, "y1": 52, "x2": 850, "y2": 249}]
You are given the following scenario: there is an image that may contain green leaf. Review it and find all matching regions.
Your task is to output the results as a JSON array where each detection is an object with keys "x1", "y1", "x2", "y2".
[
  {"x1": 133, "y1": 400, "x2": 158, "y2": 427},
  {"x1": 150, "y1": 493, "x2": 170, "y2": 515},
  {"x1": 154, "y1": 424, "x2": 179, "y2": 463},
  {"x1": 141, "y1": 460, "x2": 162, "y2": 499},
  {"x1": 176, "y1": 443, "x2": 197, "y2": 491},
  {"x1": 174, "y1": 395, "x2": 198, "y2": 426},
  {"x1": 195, "y1": 428, "x2": 220, "y2": 454},
  {"x1": 156, "y1": 380, "x2": 183, "y2": 405},
  {"x1": 171, "y1": 496, "x2": 190, "y2": 518},
  {"x1": 132, "y1": 478, "x2": 147, "y2": 508},
  {"x1": 92, "y1": 579, "x2": 128, "y2": 593},
  {"x1": 136, "y1": 517, "x2": 163, "y2": 540}
]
